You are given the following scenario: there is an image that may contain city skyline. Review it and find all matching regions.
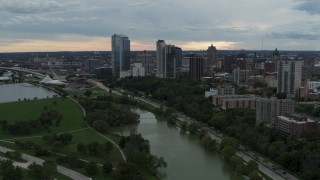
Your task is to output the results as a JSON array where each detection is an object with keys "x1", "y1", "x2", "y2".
[{"x1": 0, "y1": 0, "x2": 319, "y2": 52}]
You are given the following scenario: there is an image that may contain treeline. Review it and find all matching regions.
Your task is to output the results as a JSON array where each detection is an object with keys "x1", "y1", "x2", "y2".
[
  {"x1": 0, "y1": 105, "x2": 62, "y2": 135},
  {"x1": 116, "y1": 77, "x2": 212, "y2": 123},
  {"x1": 79, "y1": 95, "x2": 139, "y2": 133}
]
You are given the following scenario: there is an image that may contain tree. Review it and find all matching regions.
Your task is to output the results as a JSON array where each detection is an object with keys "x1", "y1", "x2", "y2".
[
  {"x1": 220, "y1": 137, "x2": 239, "y2": 150},
  {"x1": 84, "y1": 90, "x2": 92, "y2": 97},
  {"x1": 187, "y1": 122, "x2": 201, "y2": 134},
  {"x1": 221, "y1": 146, "x2": 236, "y2": 160},
  {"x1": 77, "y1": 143, "x2": 87, "y2": 154},
  {"x1": 58, "y1": 133, "x2": 73, "y2": 145},
  {"x1": 85, "y1": 162, "x2": 98, "y2": 176},
  {"x1": 28, "y1": 163, "x2": 48, "y2": 180},
  {"x1": 248, "y1": 171, "x2": 262, "y2": 180},
  {"x1": 0, "y1": 160, "x2": 23, "y2": 180},
  {"x1": 103, "y1": 163, "x2": 113, "y2": 174},
  {"x1": 112, "y1": 162, "x2": 143, "y2": 180},
  {"x1": 87, "y1": 142, "x2": 99, "y2": 154}
]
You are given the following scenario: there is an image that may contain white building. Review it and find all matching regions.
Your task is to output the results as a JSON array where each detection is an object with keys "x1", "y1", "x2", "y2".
[
  {"x1": 131, "y1": 63, "x2": 145, "y2": 77},
  {"x1": 205, "y1": 88, "x2": 218, "y2": 98},
  {"x1": 308, "y1": 81, "x2": 320, "y2": 92}
]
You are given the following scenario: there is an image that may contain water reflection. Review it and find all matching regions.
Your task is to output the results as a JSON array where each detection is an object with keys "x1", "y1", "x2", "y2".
[{"x1": 111, "y1": 108, "x2": 243, "y2": 180}]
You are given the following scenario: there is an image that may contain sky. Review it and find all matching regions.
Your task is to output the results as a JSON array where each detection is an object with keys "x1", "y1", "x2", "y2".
[{"x1": 0, "y1": 0, "x2": 319, "y2": 52}]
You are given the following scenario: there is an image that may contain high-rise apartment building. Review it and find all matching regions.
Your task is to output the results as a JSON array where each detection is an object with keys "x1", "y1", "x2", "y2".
[
  {"x1": 277, "y1": 59, "x2": 302, "y2": 97},
  {"x1": 256, "y1": 97, "x2": 295, "y2": 125},
  {"x1": 112, "y1": 34, "x2": 130, "y2": 78}
]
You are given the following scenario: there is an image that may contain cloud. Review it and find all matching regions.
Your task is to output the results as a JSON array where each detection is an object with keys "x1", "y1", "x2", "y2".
[
  {"x1": 0, "y1": 0, "x2": 82, "y2": 14},
  {"x1": 295, "y1": 0, "x2": 320, "y2": 15},
  {"x1": 268, "y1": 31, "x2": 320, "y2": 40},
  {"x1": 0, "y1": 0, "x2": 320, "y2": 51},
  {"x1": 128, "y1": 1, "x2": 150, "y2": 7}
]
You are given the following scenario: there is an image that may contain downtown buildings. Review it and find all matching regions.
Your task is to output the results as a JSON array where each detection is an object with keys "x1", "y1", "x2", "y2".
[{"x1": 112, "y1": 34, "x2": 131, "y2": 78}]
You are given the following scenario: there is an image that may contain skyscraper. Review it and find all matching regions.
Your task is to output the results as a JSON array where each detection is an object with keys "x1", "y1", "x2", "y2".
[
  {"x1": 277, "y1": 59, "x2": 302, "y2": 97},
  {"x1": 207, "y1": 44, "x2": 217, "y2": 73},
  {"x1": 156, "y1": 40, "x2": 166, "y2": 78},
  {"x1": 112, "y1": 34, "x2": 130, "y2": 78},
  {"x1": 156, "y1": 40, "x2": 182, "y2": 78}
]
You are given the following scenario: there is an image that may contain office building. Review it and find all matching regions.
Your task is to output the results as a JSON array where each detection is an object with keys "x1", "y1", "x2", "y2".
[
  {"x1": 277, "y1": 59, "x2": 302, "y2": 96},
  {"x1": 112, "y1": 34, "x2": 130, "y2": 78}
]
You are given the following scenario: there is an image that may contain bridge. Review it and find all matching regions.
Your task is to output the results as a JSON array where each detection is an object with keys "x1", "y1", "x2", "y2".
[{"x1": 0, "y1": 67, "x2": 46, "y2": 79}]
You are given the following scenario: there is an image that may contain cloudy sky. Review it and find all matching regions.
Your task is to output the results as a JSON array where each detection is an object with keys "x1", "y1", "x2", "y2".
[{"x1": 0, "y1": 0, "x2": 319, "y2": 52}]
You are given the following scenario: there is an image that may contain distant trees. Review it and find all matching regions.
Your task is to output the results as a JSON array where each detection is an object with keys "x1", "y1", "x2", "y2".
[{"x1": 80, "y1": 96, "x2": 139, "y2": 132}]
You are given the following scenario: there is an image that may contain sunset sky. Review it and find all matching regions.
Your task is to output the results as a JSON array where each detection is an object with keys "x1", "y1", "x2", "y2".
[{"x1": 0, "y1": 0, "x2": 319, "y2": 52}]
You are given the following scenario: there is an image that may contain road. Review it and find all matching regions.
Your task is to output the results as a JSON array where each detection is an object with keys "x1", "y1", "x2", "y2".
[
  {"x1": 203, "y1": 127, "x2": 298, "y2": 180},
  {"x1": 0, "y1": 146, "x2": 90, "y2": 180}
]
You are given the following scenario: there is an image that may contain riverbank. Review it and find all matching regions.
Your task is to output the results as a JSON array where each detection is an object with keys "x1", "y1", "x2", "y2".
[{"x1": 109, "y1": 86, "x2": 297, "y2": 180}]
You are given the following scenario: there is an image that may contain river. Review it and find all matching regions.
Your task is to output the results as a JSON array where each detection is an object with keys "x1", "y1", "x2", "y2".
[
  {"x1": 0, "y1": 83, "x2": 58, "y2": 103},
  {"x1": 1, "y1": 83, "x2": 242, "y2": 179},
  {"x1": 114, "y1": 108, "x2": 243, "y2": 180}
]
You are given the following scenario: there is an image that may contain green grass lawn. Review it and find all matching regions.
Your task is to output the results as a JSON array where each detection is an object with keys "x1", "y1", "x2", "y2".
[{"x1": 0, "y1": 98, "x2": 86, "y2": 139}]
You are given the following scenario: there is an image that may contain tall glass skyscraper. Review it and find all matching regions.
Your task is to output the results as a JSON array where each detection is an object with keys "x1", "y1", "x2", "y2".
[
  {"x1": 156, "y1": 40, "x2": 182, "y2": 79},
  {"x1": 112, "y1": 34, "x2": 130, "y2": 78}
]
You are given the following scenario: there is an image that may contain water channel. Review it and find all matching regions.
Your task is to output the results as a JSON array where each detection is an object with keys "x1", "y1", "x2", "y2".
[
  {"x1": 0, "y1": 83, "x2": 58, "y2": 103},
  {"x1": 114, "y1": 108, "x2": 243, "y2": 180}
]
